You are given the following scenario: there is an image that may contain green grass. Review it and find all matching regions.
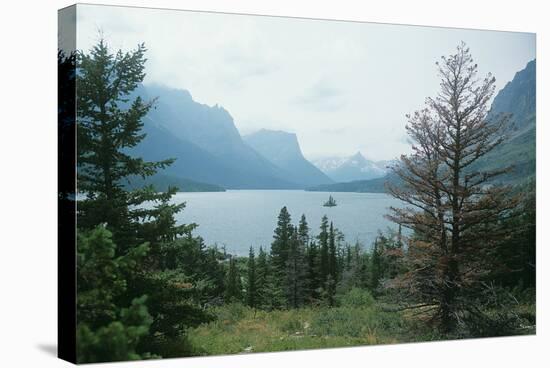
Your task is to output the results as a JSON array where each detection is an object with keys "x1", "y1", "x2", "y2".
[
  {"x1": 186, "y1": 298, "x2": 419, "y2": 356},
  {"x1": 182, "y1": 287, "x2": 535, "y2": 356},
  {"x1": 185, "y1": 302, "x2": 535, "y2": 356}
]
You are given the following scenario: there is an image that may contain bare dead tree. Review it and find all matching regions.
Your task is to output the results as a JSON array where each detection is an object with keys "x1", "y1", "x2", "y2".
[{"x1": 386, "y1": 42, "x2": 518, "y2": 333}]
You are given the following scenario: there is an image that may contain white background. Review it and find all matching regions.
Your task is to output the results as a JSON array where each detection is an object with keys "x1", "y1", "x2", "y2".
[{"x1": 0, "y1": 0, "x2": 548, "y2": 366}]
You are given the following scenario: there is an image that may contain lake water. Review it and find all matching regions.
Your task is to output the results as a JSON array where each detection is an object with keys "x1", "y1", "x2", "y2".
[{"x1": 171, "y1": 190, "x2": 403, "y2": 256}]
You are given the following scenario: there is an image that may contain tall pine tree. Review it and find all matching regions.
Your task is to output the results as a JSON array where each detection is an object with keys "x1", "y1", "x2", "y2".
[
  {"x1": 76, "y1": 39, "x2": 173, "y2": 249},
  {"x1": 305, "y1": 242, "x2": 321, "y2": 303},
  {"x1": 286, "y1": 226, "x2": 306, "y2": 308},
  {"x1": 75, "y1": 39, "x2": 211, "y2": 359},
  {"x1": 225, "y1": 257, "x2": 243, "y2": 303},
  {"x1": 318, "y1": 215, "x2": 330, "y2": 283},
  {"x1": 246, "y1": 247, "x2": 257, "y2": 308}
]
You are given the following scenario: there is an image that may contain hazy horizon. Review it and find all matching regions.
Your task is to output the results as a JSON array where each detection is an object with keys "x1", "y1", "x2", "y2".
[{"x1": 68, "y1": 4, "x2": 535, "y2": 161}]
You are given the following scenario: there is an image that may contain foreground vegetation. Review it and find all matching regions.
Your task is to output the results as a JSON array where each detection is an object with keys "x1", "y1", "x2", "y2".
[
  {"x1": 188, "y1": 298, "x2": 406, "y2": 355},
  {"x1": 186, "y1": 288, "x2": 534, "y2": 357},
  {"x1": 60, "y1": 38, "x2": 536, "y2": 363}
]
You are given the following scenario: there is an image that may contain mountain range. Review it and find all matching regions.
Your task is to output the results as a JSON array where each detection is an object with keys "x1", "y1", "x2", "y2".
[
  {"x1": 129, "y1": 85, "x2": 332, "y2": 190},
  {"x1": 471, "y1": 59, "x2": 535, "y2": 184},
  {"x1": 308, "y1": 59, "x2": 536, "y2": 193},
  {"x1": 244, "y1": 129, "x2": 333, "y2": 186},
  {"x1": 127, "y1": 59, "x2": 534, "y2": 192},
  {"x1": 312, "y1": 152, "x2": 391, "y2": 182}
]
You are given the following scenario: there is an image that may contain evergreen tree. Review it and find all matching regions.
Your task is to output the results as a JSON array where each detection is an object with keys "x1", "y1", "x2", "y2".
[
  {"x1": 324, "y1": 275, "x2": 337, "y2": 307},
  {"x1": 370, "y1": 237, "x2": 382, "y2": 291},
  {"x1": 285, "y1": 226, "x2": 306, "y2": 308},
  {"x1": 339, "y1": 242, "x2": 368, "y2": 292},
  {"x1": 246, "y1": 247, "x2": 257, "y2": 308},
  {"x1": 305, "y1": 241, "x2": 322, "y2": 302},
  {"x1": 328, "y1": 222, "x2": 338, "y2": 281},
  {"x1": 76, "y1": 39, "x2": 173, "y2": 248},
  {"x1": 225, "y1": 257, "x2": 243, "y2": 302},
  {"x1": 492, "y1": 181, "x2": 536, "y2": 289},
  {"x1": 271, "y1": 207, "x2": 293, "y2": 274},
  {"x1": 323, "y1": 222, "x2": 338, "y2": 305},
  {"x1": 255, "y1": 247, "x2": 269, "y2": 308},
  {"x1": 298, "y1": 214, "x2": 310, "y2": 246},
  {"x1": 75, "y1": 39, "x2": 211, "y2": 359},
  {"x1": 76, "y1": 226, "x2": 152, "y2": 363},
  {"x1": 345, "y1": 245, "x2": 352, "y2": 272},
  {"x1": 318, "y1": 215, "x2": 330, "y2": 283}
]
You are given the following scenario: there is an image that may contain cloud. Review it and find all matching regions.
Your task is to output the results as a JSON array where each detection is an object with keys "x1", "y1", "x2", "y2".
[
  {"x1": 74, "y1": 4, "x2": 535, "y2": 161},
  {"x1": 293, "y1": 79, "x2": 346, "y2": 112}
]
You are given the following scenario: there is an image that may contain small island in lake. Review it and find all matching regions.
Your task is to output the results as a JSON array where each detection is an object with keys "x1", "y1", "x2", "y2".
[{"x1": 323, "y1": 195, "x2": 337, "y2": 207}]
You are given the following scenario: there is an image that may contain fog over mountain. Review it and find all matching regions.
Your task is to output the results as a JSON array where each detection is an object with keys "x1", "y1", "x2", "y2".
[
  {"x1": 75, "y1": 5, "x2": 535, "y2": 161},
  {"x1": 129, "y1": 85, "x2": 335, "y2": 189},
  {"x1": 309, "y1": 59, "x2": 536, "y2": 192},
  {"x1": 244, "y1": 129, "x2": 333, "y2": 186},
  {"x1": 313, "y1": 152, "x2": 391, "y2": 182}
]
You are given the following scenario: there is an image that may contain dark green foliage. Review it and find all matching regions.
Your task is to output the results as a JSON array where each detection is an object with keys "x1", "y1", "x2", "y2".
[
  {"x1": 298, "y1": 214, "x2": 310, "y2": 246},
  {"x1": 225, "y1": 257, "x2": 243, "y2": 302},
  {"x1": 323, "y1": 275, "x2": 337, "y2": 307},
  {"x1": 255, "y1": 247, "x2": 270, "y2": 308},
  {"x1": 75, "y1": 39, "x2": 214, "y2": 362},
  {"x1": 305, "y1": 241, "x2": 322, "y2": 302},
  {"x1": 76, "y1": 39, "x2": 173, "y2": 244},
  {"x1": 491, "y1": 180, "x2": 536, "y2": 289},
  {"x1": 339, "y1": 243, "x2": 370, "y2": 292},
  {"x1": 318, "y1": 215, "x2": 329, "y2": 282},
  {"x1": 337, "y1": 288, "x2": 375, "y2": 308},
  {"x1": 76, "y1": 296, "x2": 154, "y2": 363},
  {"x1": 271, "y1": 206, "x2": 293, "y2": 272},
  {"x1": 370, "y1": 239, "x2": 382, "y2": 291},
  {"x1": 76, "y1": 226, "x2": 149, "y2": 329},
  {"x1": 247, "y1": 247, "x2": 257, "y2": 308},
  {"x1": 76, "y1": 227, "x2": 153, "y2": 363},
  {"x1": 328, "y1": 222, "x2": 338, "y2": 281},
  {"x1": 285, "y1": 227, "x2": 307, "y2": 308}
]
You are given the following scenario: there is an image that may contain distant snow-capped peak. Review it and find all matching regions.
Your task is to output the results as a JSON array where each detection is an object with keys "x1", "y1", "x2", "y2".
[{"x1": 312, "y1": 152, "x2": 391, "y2": 182}]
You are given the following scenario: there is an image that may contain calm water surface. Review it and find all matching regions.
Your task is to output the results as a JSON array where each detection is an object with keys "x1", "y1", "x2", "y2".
[{"x1": 171, "y1": 190, "x2": 403, "y2": 256}]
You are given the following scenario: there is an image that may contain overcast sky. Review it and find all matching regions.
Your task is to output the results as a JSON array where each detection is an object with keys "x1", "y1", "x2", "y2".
[{"x1": 71, "y1": 4, "x2": 535, "y2": 161}]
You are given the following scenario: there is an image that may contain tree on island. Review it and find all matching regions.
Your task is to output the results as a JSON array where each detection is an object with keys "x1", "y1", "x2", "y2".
[{"x1": 386, "y1": 42, "x2": 519, "y2": 333}]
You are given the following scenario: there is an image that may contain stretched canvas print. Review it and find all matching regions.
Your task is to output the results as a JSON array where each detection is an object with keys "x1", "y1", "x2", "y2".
[{"x1": 58, "y1": 4, "x2": 536, "y2": 364}]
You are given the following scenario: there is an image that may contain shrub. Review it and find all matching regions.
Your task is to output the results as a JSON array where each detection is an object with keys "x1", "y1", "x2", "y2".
[
  {"x1": 337, "y1": 288, "x2": 375, "y2": 308},
  {"x1": 213, "y1": 302, "x2": 249, "y2": 324},
  {"x1": 278, "y1": 313, "x2": 304, "y2": 333}
]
